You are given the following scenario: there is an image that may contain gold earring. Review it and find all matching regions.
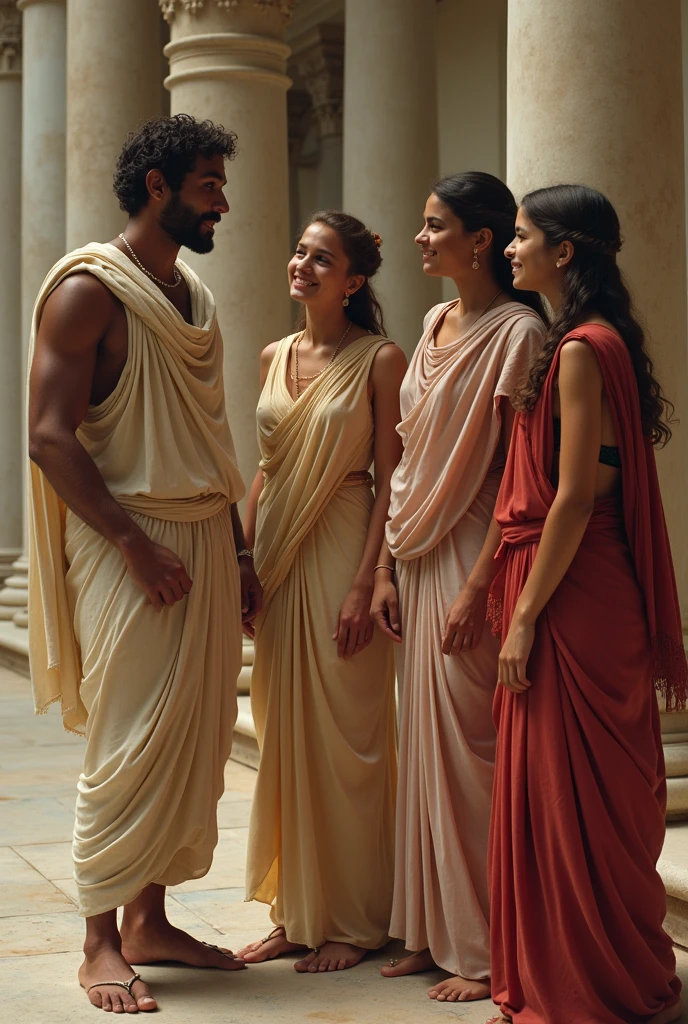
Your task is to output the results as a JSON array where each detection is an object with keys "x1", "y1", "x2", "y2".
[
  {"x1": 343, "y1": 294, "x2": 350, "y2": 307},
  {"x1": 472, "y1": 247, "x2": 480, "y2": 271}
]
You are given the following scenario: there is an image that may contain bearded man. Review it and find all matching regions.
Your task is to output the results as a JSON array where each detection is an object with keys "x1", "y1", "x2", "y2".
[{"x1": 27, "y1": 114, "x2": 261, "y2": 1012}]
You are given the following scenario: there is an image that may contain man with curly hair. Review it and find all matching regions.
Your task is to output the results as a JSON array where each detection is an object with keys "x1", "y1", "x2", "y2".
[{"x1": 26, "y1": 114, "x2": 261, "y2": 1012}]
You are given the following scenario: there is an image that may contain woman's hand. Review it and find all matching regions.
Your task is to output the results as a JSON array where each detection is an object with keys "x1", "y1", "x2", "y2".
[
  {"x1": 370, "y1": 572, "x2": 402, "y2": 643},
  {"x1": 441, "y1": 583, "x2": 488, "y2": 655},
  {"x1": 498, "y1": 614, "x2": 535, "y2": 693},
  {"x1": 334, "y1": 582, "x2": 375, "y2": 659}
]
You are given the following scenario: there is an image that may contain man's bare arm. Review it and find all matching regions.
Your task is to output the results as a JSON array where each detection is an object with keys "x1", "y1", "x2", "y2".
[{"x1": 29, "y1": 274, "x2": 192, "y2": 610}]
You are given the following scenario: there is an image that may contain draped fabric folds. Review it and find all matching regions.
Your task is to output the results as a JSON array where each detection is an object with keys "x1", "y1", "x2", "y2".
[
  {"x1": 246, "y1": 334, "x2": 397, "y2": 949},
  {"x1": 489, "y1": 324, "x2": 684, "y2": 1022},
  {"x1": 28, "y1": 245, "x2": 244, "y2": 916},
  {"x1": 385, "y1": 301, "x2": 546, "y2": 977}
]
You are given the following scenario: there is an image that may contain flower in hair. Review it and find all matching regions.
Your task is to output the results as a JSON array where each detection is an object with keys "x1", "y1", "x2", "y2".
[{"x1": 373, "y1": 233, "x2": 382, "y2": 248}]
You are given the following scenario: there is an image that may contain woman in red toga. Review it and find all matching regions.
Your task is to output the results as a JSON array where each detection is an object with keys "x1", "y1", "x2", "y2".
[{"x1": 453, "y1": 184, "x2": 686, "y2": 1024}]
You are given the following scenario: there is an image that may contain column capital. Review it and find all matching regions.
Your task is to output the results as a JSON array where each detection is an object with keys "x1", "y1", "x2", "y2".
[
  {"x1": 160, "y1": 0, "x2": 296, "y2": 24},
  {"x1": 295, "y1": 23, "x2": 342, "y2": 139},
  {"x1": 16, "y1": 0, "x2": 65, "y2": 10},
  {"x1": 0, "y1": 0, "x2": 21, "y2": 77}
]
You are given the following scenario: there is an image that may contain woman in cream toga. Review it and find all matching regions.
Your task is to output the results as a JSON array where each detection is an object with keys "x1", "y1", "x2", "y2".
[{"x1": 239, "y1": 211, "x2": 407, "y2": 972}]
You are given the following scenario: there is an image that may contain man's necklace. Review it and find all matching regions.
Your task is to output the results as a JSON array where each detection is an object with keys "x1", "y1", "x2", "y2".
[
  {"x1": 291, "y1": 321, "x2": 353, "y2": 398},
  {"x1": 119, "y1": 233, "x2": 183, "y2": 289}
]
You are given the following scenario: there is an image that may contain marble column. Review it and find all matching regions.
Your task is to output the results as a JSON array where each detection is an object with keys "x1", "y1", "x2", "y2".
[
  {"x1": 66, "y1": 0, "x2": 163, "y2": 249},
  {"x1": 0, "y1": 0, "x2": 66, "y2": 628},
  {"x1": 507, "y1": 0, "x2": 688, "y2": 815},
  {"x1": 161, "y1": 0, "x2": 293, "y2": 492},
  {"x1": 0, "y1": 2, "x2": 22, "y2": 591},
  {"x1": 343, "y1": 0, "x2": 441, "y2": 357},
  {"x1": 297, "y1": 23, "x2": 343, "y2": 211}
]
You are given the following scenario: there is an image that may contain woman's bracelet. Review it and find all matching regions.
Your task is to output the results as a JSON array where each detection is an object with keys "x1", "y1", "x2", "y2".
[
  {"x1": 236, "y1": 548, "x2": 254, "y2": 560},
  {"x1": 373, "y1": 563, "x2": 395, "y2": 574}
]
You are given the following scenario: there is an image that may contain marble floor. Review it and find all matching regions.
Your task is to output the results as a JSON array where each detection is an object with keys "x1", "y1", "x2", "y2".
[{"x1": 1, "y1": 664, "x2": 687, "y2": 1024}]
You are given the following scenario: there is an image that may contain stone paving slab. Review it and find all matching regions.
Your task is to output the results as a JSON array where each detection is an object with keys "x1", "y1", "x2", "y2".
[{"x1": 2, "y1": 665, "x2": 688, "y2": 1024}]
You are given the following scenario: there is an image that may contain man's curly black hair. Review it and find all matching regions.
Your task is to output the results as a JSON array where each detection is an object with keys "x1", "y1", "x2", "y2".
[{"x1": 113, "y1": 114, "x2": 238, "y2": 216}]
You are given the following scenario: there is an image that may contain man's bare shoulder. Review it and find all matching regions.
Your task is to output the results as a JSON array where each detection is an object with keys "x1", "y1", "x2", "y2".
[{"x1": 39, "y1": 272, "x2": 120, "y2": 347}]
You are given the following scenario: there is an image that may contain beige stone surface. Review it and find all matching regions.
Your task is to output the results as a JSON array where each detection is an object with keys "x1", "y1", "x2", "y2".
[
  {"x1": 342, "y1": 0, "x2": 441, "y2": 358},
  {"x1": 2, "y1": 662, "x2": 688, "y2": 1022},
  {"x1": 164, "y1": 0, "x2": 293, "y2": 494},
  {"x1": 506, "y1": 0, "x2": 688, "y2": 621}
]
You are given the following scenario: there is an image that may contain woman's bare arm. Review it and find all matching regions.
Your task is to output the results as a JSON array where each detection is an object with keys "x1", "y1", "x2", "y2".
[
  {"x1": 241, "y1": 342, "x2": 279, "y2": 550},
  {"x1": 498, "y1": 339, "x2": 603, "y2": 691},
  {"x1": 335, "y1": 342, "x2": 407, "y2": 658}
]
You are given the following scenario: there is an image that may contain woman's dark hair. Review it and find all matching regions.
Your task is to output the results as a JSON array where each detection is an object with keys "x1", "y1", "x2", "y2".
[
  {"x1": 113, "y1": 114, "x2": 238, "y2": 215},
  {"x1": 431, "y1": 171, "x2": 547, "y2": 321},
  {"x1": 517, "y1": 184, "x2": 673, "y2": 445},
  {"x1": 299, "y1": 210, "x2": 386, "y2": 336}
]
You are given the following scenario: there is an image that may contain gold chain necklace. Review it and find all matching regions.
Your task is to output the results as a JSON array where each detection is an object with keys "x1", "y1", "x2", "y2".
[
  {"x1": 119, "y1": 233, "x2": 182, "y2": 289},
  {"x1": 291, "y1": 321, "x2": 353, "y2": 398},
  {"x1": 458, "y1": 288, "x2": 503, "y2": 333}
]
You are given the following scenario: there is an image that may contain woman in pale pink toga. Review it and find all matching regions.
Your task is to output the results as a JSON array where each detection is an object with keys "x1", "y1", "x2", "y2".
[{"x1": 372, "y1": 173, "x2": 546, "y2": 1002}]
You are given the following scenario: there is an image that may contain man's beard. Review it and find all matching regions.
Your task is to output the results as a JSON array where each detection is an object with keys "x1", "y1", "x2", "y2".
[{"x1": 159, "y1": 192, "x2": 219, "y2": 254}]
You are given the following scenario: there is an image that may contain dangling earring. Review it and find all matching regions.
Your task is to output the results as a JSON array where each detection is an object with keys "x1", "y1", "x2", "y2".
[
  {"x1": 472, "y1": 247, "x2": 480, "y2": 271},
  {"x1": 343, "y1": 294, "x2": 350, "y2": 307}
]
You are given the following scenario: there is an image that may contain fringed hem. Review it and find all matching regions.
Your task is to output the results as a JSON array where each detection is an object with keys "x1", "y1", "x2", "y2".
[
  {"x1": 34, "y1": 694, "x2": 86, "y2": 737},
  {"x1": 652, "y1": 632, "x2": 688, "y2": 712}
]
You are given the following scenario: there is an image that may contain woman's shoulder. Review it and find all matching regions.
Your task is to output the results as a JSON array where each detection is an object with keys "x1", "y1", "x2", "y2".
[
  {"x1": 422, "y1": 301, "x2": 454, "y2": 333},
  {"x1": 560, "y1": 321, "x2": 626, "y2": 358}
]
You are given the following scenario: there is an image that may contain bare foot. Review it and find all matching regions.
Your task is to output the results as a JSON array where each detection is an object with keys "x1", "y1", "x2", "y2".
[
  {"x1": 79, "y1": 943, "x2": 157, "y2": 1013},
  {"x1": 380, "y1": 948, "x2": 435, "y2": 977},
  {"x1": 295, "y1": 942, "x2": 367, "y2": 973},
  {"x1": 428, "y1": 975, "x2": 491, "y2": 1002},
  {"x1": 649, "y1": 1000, "x2": 682, "y2": 1024},
  {"x1": 236, "y1": 927, "x2": 307, "y2": 963},
  {"x1": 121, "y1": 919, "x2": 245, "y2": 971}
]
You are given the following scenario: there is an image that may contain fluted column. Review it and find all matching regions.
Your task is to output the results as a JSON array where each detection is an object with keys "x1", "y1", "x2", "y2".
[
  {"x1": 343, "y1": 0, "x2": 441, "y2": 357},
  {"x1": 161, "y1": 0, "x2": 293, "y2": 491},
  {"x1": 0, "y1": 0, "x2": 66, "y2": 629},
  {"x1": 507, "y1": 0, "x2": 688, "y2": 815},
  {"x1": 66, "y1": 0, "x2": 163, "y2": 248},
  {"x1": 0, "y1": 2, "x2": 22, "y2": 591}
]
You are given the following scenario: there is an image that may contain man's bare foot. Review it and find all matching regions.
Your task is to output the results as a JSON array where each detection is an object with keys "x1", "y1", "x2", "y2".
[
  {"x1": 649, "y1": 999, "x2": 682, "y2": 1024},
  {"x1": 428, "y1": 975, "x2": 491, "y2": 1002},
  {"x1": 121, "y1": 919, "x2": 245, "y2": 971},
  {"x1": 79, "y1": 944, "x2": 157, "y2": 1013},
  {"x1": 236, "y1": 927, "x2": 307, "y2": 963},
  {"x1": 295, "y1": 942, "x2": 367, "y2": 973},
  {"x1": 380, "y1": 948, "x2": 435, "y2": 977}
]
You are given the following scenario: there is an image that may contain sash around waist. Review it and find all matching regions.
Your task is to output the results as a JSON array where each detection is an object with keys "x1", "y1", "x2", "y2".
[
  {"x1": 117, "y1": 492, "x2": 229, "y2": 522},
  {"x1": 498, "y1": 497, "x2": 623, "y2": 550}
]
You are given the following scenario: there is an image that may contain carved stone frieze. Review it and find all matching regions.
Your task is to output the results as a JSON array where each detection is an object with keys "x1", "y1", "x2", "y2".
[
  {"x1": 0, "y1": 0, "x2": 21, "y2": 75},
  {"x1": 296, "y1": 24, "x2": 343, "y2": 139},
  {"x1": 160, "y1": 0, "x2": 296, "y2": 23}
]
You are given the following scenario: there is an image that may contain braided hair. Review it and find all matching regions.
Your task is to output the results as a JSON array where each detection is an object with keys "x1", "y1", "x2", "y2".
[{"x1": 515, "y1": 184, "x2": 673, "y2": 445}]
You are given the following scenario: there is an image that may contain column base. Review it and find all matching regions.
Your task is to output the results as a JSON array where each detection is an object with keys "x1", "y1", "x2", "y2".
[
  {"x1": 0, "y1": 554, "x2": 28, "y2": 625},
  {"x1": 0, "y1": 548, "x2": 21, "y2": 587}
]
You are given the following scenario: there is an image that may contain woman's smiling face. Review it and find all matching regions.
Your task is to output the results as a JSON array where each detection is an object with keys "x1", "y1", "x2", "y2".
[
  {"x1": 288, "y1": 223, "x2": 363, "y2": 308},
  {"x1": 414, "y1": 193, "x2": 483, "y2": 279}
]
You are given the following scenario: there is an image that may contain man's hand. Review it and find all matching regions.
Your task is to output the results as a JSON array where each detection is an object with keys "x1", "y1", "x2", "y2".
[
  {"x1": 120, "y1": 533, "x2": 192, "y2": 611},
  {"x1": 239, "y1": 556, "x2": 262, "y2": 635}
]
